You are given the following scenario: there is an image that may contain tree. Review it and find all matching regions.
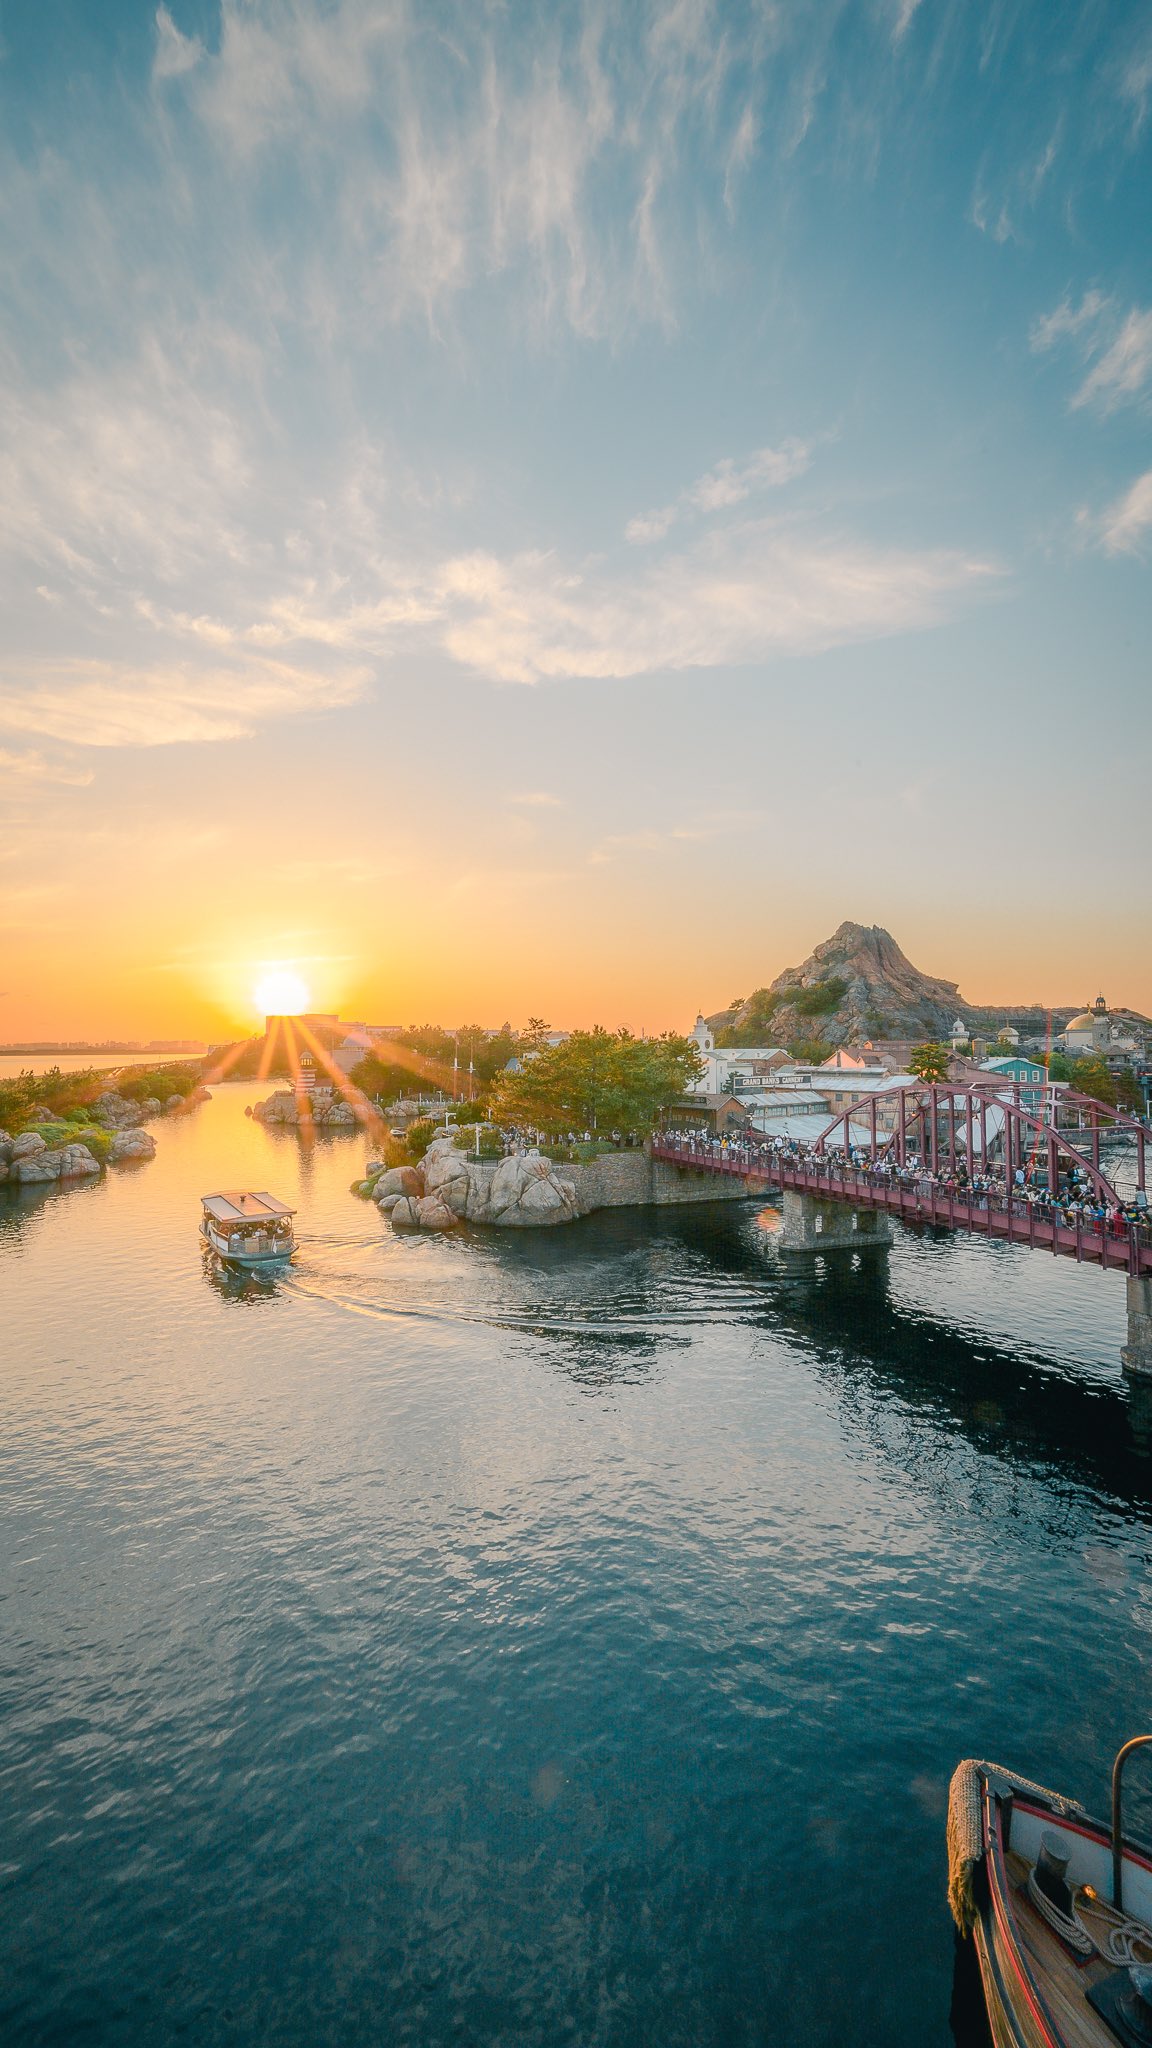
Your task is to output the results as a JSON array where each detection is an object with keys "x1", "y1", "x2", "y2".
[
  {"x1": 488, "y1": 1029, "x2": 704, "y2": 1134},
  {"x1": 349, "y1": 1053, "x2": 423, "y2": 1104},
  {"x1": 1117, "y1": 1068, "x2": 1143, "y2": 1113},
  {"x1": 522, "y1": 1017, "x2": 552, "y2": 1051},
  {"x1": 716, "y1": 988, "x2": 780, "y2": 1047},
  {"x1": 909, "y1": 1042, "x2": 952, "y2": 1083},
  {"x1": 1067, "y1": 1054, "x2": 1118, "y2": 1107},
  {"x1": 787, "y1": 1036, "x2": 834, "y2": 1065},
  {"x1": 1044, "y1": 1051, "x2": 1074, "y2": 1084}
]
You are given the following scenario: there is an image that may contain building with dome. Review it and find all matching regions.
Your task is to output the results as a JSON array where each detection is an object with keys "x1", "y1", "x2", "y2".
[
  {"x1": 1063, "y1": 995, "x2": 1113, "y2": 1057},
  {"x1": 1061, "y1": 995, "x2": 1142, "y2": 1061}
]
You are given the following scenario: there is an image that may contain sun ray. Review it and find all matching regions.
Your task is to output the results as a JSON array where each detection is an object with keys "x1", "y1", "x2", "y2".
[
  {"x1": 293, "y1": 1016, "x2": 380, "y2": 1132},
  {"x1": 256, "y1": 1013, "x2": 283, "y2": 1083},
  {"x1": 201, "y1": 1036, "x2": 256, "y2": 1088}
]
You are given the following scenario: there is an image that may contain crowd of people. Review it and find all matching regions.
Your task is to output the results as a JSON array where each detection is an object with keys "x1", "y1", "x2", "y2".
[{"x1": 655, "y1": 1125, "x2": 1152, "y2": 1242}]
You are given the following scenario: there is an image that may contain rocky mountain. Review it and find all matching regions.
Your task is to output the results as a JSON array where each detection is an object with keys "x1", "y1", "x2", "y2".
[{"x1": 709, "y1": 922, "x2": 972, "y2": 1048}]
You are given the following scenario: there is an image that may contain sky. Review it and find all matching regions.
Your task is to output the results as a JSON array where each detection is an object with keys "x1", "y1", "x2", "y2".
[{"x1": 0, "y1": 0, "x2": 1149, "y2": 1041}]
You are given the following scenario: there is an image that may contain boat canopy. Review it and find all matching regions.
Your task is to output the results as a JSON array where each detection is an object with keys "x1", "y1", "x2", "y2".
[{"x1": 200, "y1": 1190, "x2": 296, "y2": 1224}]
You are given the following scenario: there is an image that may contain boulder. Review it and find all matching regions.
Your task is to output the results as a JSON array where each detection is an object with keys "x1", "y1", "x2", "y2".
[
  {"x1": 374, "y1": 1165, "x2": 423, "y2": 1200},
  {"x1": 0, "y1": 1162, "x2": 7, "y2": 1184},
  {"x1": 423, "y1": 1141, "x2": 472, "y2": 1216},
  {"x1": 254, "y1": 1092, "x2": 298, "y2": 1125},
  {"x1": 488, "y1": 1150, "x2": 581, "y2": 1228},
  {"x1": 415, "y1": 1195, "x2": 457, "y2": 1231},
  {"x1": 138, "y1": 1097, "x2": 164, "y2": 1118},
  {"x1": 377, "y1": 1192, "x2": 405, "y2": 1214},
  {"x1": 165, "y1": 1095, "x2": 184, "y2": 1111},
  {"x1": 11, "y1": 1149, "x2": 63, "y2": 1183},
  {"x1": 319, "y1": 1101, "x2": 356, "y2": 1126},
  {"x1": 92, "y1": 1091, "x2": 143, "y2": 1129},
  {"x1": 58, "y1": 1144, "x2": 100, "y2": 1178},
  {"x1": 0, "y1": 1129, "x2": 12, "y2": 1165},
  {"x1": 11, "y1": 1132, "x2": 47, "y2": 1160},
  {"x1": 109, "y1": 1128, "x2": 156, "y2": 1163},
  {"x1": 389, "y1": 1196, "x2": 421, "y2": 1228}
]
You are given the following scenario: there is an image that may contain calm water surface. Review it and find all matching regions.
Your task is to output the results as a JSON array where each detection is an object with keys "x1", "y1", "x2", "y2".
[{"x1": 2, "y1": 1084, "x2": 1150, "y2": 2046}]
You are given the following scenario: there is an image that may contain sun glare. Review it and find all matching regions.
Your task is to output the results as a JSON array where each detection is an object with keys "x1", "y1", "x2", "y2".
[{"x1": 254, "y1": 966, "x2": 311, "y2": 1018}]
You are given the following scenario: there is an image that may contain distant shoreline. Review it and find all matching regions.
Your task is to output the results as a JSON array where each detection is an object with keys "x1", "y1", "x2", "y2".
[{"x1": 0, "y1": 1046, "x2": 204, "y2": 1057}]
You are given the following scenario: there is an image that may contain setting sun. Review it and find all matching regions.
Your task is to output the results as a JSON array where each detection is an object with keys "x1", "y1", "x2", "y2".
[{"x1": 253, "y1": 966, "x2": 311, "y2": 1018}]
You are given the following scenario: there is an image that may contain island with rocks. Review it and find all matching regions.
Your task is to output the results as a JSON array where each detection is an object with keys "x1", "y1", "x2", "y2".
[
  {"x1": 0, "y1": 1064, "x2": 210, "y2": 1188},
  {"x1": 250, "y1": 1087, "x2": 358, "y2": 1128},
  {"x1": 355, "y1": 1129, "x2": 747, "y2": 1231}
]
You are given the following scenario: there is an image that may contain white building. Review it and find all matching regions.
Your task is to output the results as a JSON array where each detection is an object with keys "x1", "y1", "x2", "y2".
[
  {"x1": 686, "y1": 1014, "x2": 791, "y2": 1096},
  {"x1": 1061, "y1": 995, "x2": 1139, "y2": 1060}
]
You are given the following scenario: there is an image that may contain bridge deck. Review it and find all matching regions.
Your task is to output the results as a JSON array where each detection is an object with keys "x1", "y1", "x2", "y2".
[{"x1": 651, "y1": 1142, "x2": 1152, "y2": 1276}]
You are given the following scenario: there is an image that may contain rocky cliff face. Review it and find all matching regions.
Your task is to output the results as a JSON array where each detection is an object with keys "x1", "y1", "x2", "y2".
[{"x1": 713, "y1": 921, "x2": 968, "y2": 1048}]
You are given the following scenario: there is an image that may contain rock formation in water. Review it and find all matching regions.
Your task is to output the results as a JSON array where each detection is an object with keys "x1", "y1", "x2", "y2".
[
  {"x1": 251, "y1": 1089, "x2": 358, "y2": 1127},
  {"x1": 0, "y1": 1132, "x2": 103, "y2": 1184},
  {"x1": 365, "y1": 1135, "x2": 580, "y2": 1230},
  {"x1": 0, "y1": 1085, "x2": 203, "y2": 1186}
]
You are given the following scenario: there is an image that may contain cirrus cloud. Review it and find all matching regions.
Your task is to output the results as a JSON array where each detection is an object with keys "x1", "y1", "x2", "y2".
[{"x1": 0, "y1": 657, "x2": 370, "y2": 749}]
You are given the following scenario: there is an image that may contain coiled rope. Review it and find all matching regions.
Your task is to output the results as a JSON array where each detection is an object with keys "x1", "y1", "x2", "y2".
[{"x1": 1024, "y1": 1868, "x2": 1152, "y2": 1966}]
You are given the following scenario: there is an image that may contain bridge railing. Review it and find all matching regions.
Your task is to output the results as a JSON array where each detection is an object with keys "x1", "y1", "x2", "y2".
[{"x1": 651, "y1": 1135, "x2": 1152, "y2": 1273}]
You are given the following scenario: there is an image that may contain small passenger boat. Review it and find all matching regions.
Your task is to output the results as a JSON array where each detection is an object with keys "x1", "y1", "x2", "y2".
[
  {"x1": 948, "y1": 1741, "x2": 1152, "y2": 2048},
  {"x1": 200, "y1": 1190, "x2": 296, "y2": 1268}
]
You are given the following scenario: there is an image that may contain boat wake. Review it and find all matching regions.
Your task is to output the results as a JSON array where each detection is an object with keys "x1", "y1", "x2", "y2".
[{"x1": 280, "y1": 1271, "x2": 692, "y2": 1344}]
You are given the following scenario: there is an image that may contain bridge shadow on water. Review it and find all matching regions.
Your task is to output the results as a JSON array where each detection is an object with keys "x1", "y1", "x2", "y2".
[{"x1": 473, "y1": 1198, "x2": 1152, "y2": 1520}]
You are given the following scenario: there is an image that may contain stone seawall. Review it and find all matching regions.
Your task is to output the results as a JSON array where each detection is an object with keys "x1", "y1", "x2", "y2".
[
  {"x1": 364, "y1": 1139, "x2": 758, "y2": 1232},
  {"x1": 562, "y1": 1148, "x2": 752, "y2": 1210}
]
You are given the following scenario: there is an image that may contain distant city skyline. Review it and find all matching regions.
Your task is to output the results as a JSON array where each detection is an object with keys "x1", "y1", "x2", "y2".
[{"x1": 1, "y1": 0, "x2": 1149, "y2": 1037}]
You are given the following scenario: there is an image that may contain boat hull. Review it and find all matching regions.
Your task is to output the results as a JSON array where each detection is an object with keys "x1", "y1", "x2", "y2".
[
  {"x1": 199, "y1": 1222, "x2": 294, "y2": 1269},
  {"x1": 955, "y1": 1762, "x2": 1152, "y2": 2048}
]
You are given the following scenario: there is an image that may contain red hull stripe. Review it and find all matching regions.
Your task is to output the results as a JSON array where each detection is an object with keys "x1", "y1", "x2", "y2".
[{"x1": 985, "y1": 1790, "x2": 1063, "y2": 2048}]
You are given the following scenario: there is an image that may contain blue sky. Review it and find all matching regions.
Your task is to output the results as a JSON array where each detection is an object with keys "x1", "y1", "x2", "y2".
[{"x1": 1, "y1": 0, "x2": 1149, "y2": 1034}]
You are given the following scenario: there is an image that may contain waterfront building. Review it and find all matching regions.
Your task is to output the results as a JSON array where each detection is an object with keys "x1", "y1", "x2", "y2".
[
  {"x1": 978, "y1": 1053, "x2": 1046, "y2": 1112},
  {"x1": 686, "y1": 1014, "x2": 791, "y2": 1096}
]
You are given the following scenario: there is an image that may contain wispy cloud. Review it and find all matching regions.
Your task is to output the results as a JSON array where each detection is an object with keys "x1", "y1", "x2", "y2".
[
  {"x1": 0, "y1": 658, "x2": 370, "y2": 748},
  {"x1": 437, "y1": 521, "x2": 997, "y2": 685},
  {"x1": 589, "y1": 806, "x2": 765, "y2": 864},
  {"x1": 890, "y1": 0, "x2": 923, "y2": 48},
  {"x1": 626, "y1": 441, "x2": 812, "y2": 544},
  {"x1": 153, "y1": 5, "x2": 204, "y2": 81},
  {"x1": 1030, "y1": 291, "x2": 1110, "y2": 352},
  {"x1": 1094, "y1": 470, "x2": 1152, "y2": 554},
  {"x1": 1031, "y1": 292, "x2": 1152, "y2": 413},
  {"x1": 1074, "y1": 309, "x2": 1152, "y2": 412},
  {"x1": 0, "y1": 748, "x2": 94, "y2": 787}
]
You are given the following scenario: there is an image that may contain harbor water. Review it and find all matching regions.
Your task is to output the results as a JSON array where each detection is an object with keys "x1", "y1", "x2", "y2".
[{"x1": 2, "y1": 1083, "x2": 1150, "y2": 2046}]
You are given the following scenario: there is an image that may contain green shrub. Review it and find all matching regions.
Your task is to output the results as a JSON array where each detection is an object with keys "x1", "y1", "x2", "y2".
[
  {"x1": 791, "y1": 977, "x2": 848, "y2": 1017},
  {"x1": 28, "y1": 1122, "x2": 111, "y2": 1163},
  {"x1": 405, "y1": 1118, "x2": 437, "y2": 1162},
  {"x1": 453, "y1": 1124, "x2": 503, "y2": 1159},
  {"x1": 116, "y1": 1062, "x2": 200, "y2": 1103},
  {"x1": 448, "y1": 1101, "x2": 490, "y2": 1126}
]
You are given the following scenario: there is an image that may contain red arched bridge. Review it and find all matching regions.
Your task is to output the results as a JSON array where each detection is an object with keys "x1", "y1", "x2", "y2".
[{"x1": 652, "y1": 1078, "x2": 1152, "y2": 1278}]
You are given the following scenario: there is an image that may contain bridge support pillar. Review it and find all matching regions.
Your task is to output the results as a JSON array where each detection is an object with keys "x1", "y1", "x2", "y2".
[
  {"x1": 779, "y1": 1190, "x2": 893, "y2": 1253},
  {"x1": 1122, "y1": 1276, "x2": 1152, "y2": 1379}
]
